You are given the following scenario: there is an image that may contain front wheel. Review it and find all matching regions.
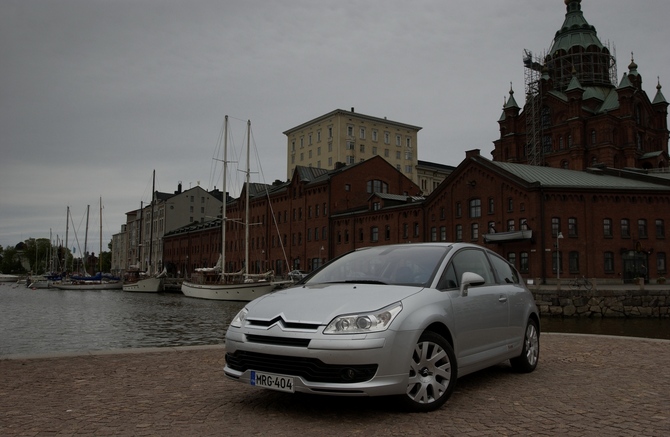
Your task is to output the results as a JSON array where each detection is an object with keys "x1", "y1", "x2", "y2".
[
  {"x1": 399, "y1": 331, "x2": 457, "y2": 412},
  {"x1": 510, "y1": 319, "x2": 540, "y2": 373}
]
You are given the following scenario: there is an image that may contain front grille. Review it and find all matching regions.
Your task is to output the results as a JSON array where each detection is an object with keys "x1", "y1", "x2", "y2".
[
  {"x1": 245, "y1": 334, "x2": 310, "y2": 347},
  {"x1": 225, "y1": 350, "x2": 378, "y2": 384},
  {"x1": 246, "y1": 317, "x2": 320, "y2": 331}
]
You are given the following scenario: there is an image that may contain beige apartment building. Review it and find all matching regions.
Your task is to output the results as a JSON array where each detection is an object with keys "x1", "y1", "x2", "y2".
[{"x1": 284, "y1": 108, "x2": 422, "y2": 184}]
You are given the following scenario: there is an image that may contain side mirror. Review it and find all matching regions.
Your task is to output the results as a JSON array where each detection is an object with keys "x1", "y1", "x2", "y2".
[{"x1": 460, "y1": 272, "x2": 486, "y2": 296}]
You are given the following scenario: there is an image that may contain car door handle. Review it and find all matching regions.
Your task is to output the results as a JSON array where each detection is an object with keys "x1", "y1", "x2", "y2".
[{"x1": 498, "y1": 295, "x2": 508, "y2": 303}]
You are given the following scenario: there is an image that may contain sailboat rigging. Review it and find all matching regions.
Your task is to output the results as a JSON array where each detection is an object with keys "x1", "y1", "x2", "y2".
[
  {"x1": 181, "y1": 117, "x2": 286, "y2": 301},
  {"x1": 123, "y1": 170, "x2": 166, "y2": 292}
]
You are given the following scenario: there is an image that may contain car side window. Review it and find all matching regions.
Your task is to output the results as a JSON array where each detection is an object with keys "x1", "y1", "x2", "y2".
[
  {"x1": 438, "y1": 263, "x2": 459, "y2": 290},
  {"x1": 487, "y1": 252, "x2": 520, "y2": 284},
  {"x1": 439, "y1": 249, "x2": 494, "y2": 289}
]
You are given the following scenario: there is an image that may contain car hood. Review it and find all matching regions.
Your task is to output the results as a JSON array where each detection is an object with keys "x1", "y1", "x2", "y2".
[{"x1": 245, "y1": 283, "x2": 423, "y2": 324}]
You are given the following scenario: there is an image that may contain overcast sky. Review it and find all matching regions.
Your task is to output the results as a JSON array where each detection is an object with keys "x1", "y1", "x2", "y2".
[{"x1": 1, "y1": 0, "x2": 668, "y2": 253}]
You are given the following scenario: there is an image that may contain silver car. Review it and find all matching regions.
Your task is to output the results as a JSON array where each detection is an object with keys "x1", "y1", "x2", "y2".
[{"x1": 224, "y1": 243, "x2": 540, "y2": 411}]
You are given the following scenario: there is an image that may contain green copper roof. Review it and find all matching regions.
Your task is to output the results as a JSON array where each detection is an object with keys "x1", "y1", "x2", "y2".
[
  {"x1": 549, "y1": 0, "x2": 604, "y2": 55},
  {"x1": 488, "y1": 160, "x2": 668, "y2": 191},
  {"x1": 653, "y1": 80, "x2": 668, "y2": 105}
]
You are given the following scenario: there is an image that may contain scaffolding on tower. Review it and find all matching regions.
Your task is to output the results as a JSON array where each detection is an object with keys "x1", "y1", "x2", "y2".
[{"x1": 523, "y1": 49, "x2": 544, "y2": 167}]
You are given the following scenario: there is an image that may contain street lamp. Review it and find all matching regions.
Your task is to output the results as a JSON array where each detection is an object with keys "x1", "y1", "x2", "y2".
[{"x1": 556, "y1": 232, "x2": 564, "y2": 280}]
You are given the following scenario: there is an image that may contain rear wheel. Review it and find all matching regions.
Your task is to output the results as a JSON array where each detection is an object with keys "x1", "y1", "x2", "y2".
[
  {"x1": 510, "y1": 319, "x2": 539, "y2": 373},
  {"x1": 399, "y1": 331, "x2": 457, "y2": 412}
]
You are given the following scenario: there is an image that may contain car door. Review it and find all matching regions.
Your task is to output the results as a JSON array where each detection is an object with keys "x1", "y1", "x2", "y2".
[
  {"x1": 439, "y1": 248, "x2": 509, "y2": 369},
  {"x1": 486, "y1": 251, "x2": 527, "y2": 344}
]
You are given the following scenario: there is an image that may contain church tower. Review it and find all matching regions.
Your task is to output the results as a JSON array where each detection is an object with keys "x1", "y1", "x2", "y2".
[{"x1": 493, "y1": 0, "x2": 668, "y2": 170}]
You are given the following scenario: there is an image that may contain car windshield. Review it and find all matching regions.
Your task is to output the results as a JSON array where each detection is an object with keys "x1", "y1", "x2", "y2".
[{"x1": 306, "y1": 245, "x2": 451, "y2": 287}]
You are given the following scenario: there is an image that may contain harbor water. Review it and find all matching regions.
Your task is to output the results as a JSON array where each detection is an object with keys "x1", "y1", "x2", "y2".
[{"x1": 1, "y1": 282, "x2": 668, "y2": 357}]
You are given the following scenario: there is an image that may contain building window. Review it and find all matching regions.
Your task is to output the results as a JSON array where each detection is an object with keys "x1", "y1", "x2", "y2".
[
  {"x1": 384, "y1": 149, "x2": 389, "y2": 157},
  {"x1": 346, "y1": 156, "x2": 355, "y2": 164},
  {"x1": 469, "y1": 198, "x2": 481, "y2": 218},
  {"x1": 507, "y1": 198, "x2": 513, "y2": 212},
  {"x1": 346, "y1": 141, "x2": 354, "y2": 150},
  {"x1": 328, "y1": 127, "x2": 333, "y2": 138},
  {"x1": 414, "y1": 222, "x2": 420, "y2": 237},
  {"x1": 591, "y1": 130, "x2": 596, "y2": 145},
  {"x1": 657, "y1": 219, "x2": 665, "y2": 238},
  {"x1": 396, "y1": 151, "x2": 401, "y2": 159},
  {"x1": 367, "y1": 180, "x2": 388, "y2": 194},
  {"x1": 347, "y1": 125, "x2": 354, "y2": 137},
  {"x1": 405, "y1": 165, "x2": 413, "y2": 173},
  {"x1": 372, "y1": 202, "x2": 380, "y2": 211},
  {"x1": 604, "y1": 252, "x2": 614, "y2": 273},
  {"x1": 520, "y1": 252, "x2": 529, "y2": 272},
  {"x1": 658, "y1": 252, "x2": 667, "y2": 274},
  {"x1": 372, "y1": 146, "x2": 377, "y2": 155},
  {"x1": 385, "y1": 225, "x2": 391, "y2": 240},
  {"x1": 551, "y1": 217, "x2": 560, "y2": 237},
  {"x1": 359, "y1": 127, "x2": 365, "y2": 139},
  {"x1": 507, "y1": 252, "x2": 516, "y2": 267},
  {"x1": 440, "y1": 226, "x2": 447, "y2": 241},
  {"x1": 406, "y1": 137, "x2": 412, "y2": 148},
  {"x1": 471, "y1": 223, "x2": 479, "y2": 240},
  {"x1": 603, "y1": 218, "x2": 613, "y2": 237},
  {"x1": 345, "y1": 184, "x2": 351, "y2": 191},
  {"x1": 559, "y1": 136, "x2": 564, "y2": 149},
  {"x1": 403, "y1": 223, "x2": 409, "y2": 238},
  {"x1": 371, "y1": 226, "x2": 379, "y2": 243},
  {"x1": 456, "y1": 202, "x2": 462, "y2": 218},
  {"x1": 384, "y1": 132, "x2": 390, "y2": 144},
  {"x1": 507, "y1": 219, "x2": 515, "y2": 231},
  {"x1": 488, "y1": 197, "x2": 494, "y2": 214},
  {"x1": 621, "y1": 219, "x2": 630, "y2": 238},
  {"x1": 396, "y1": 135, "x2": 401, "y2": 146},
  {"x1": 552, "y1": 251, "x2": 562, "y2": 274},
  {"x1": 568, "y1": 217, "x2": 577, "y2": 237},
  {"x1": 431, "y1": 227, "x2": 437, "y2": 242},
  {"x1": 372, "y1": 130, "x2": 378, "y2": 142},
  {"x1": 569, "y1": 251, "x2": 580, "y2": 273},
  {"x1": 638, "y1": 219, "x2": 648, "y2": 238},
  {"x1": 455, "y1": 225, "x2": 463, "y2": 242},
  {"x1": 359, "y1": 144, "x2": 365, "y2": 153},
  {"x1": 568, "y1": 134, "x2": 573, "y2": 147}
]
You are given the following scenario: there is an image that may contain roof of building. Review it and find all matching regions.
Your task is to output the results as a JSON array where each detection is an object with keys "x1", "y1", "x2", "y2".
[
  {"x1": 548, "y1": 0, "x2": 604, "y2": 55},
  {"x1": 282, "y1": 108, "x2": 422, "y2": 135},
  {"x1": 483, "y1": 158, "x2": 670, "y2": 191}
]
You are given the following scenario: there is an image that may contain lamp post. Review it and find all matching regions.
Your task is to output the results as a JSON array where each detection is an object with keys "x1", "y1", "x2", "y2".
[{"x1": 556, "y1": 232, "x2": 563, "y2": 281}]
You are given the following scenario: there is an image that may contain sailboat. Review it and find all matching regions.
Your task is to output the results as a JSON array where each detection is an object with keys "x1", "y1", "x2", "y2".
[
  {"x1": 123, "y1": 170, "x2": 166, "y2": 292},
  {"x1": 181, "y1": 117, "x2": 284, "y2": 301},
  {"x1": 53, "y1": 198, "x2": 122, "y2": 290}
]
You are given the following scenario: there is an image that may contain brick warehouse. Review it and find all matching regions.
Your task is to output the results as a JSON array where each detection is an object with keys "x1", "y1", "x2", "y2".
[{"x1": 161, "y1": 0, "x2": 669, "y2": 285}]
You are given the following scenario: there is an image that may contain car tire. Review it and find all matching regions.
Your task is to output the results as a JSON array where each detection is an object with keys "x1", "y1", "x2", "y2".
[
  {"x1": 400, "y1": 331, "x2": 457, "y2": 412},
  {"x1": 510, "y1": 319, "x2": 540, "y2": 373}
]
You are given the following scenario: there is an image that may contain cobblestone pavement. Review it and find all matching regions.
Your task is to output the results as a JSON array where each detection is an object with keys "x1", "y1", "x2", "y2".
[{"x1": 1, "y1": 334, "x2": 669, "y2": 436}]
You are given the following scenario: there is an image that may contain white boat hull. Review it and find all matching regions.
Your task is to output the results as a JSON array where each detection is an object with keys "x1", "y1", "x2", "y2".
[
  {"x1": 123, "y1": 277, "x2": 164, "y2": 293},
  {"x1": 0, "y1": 274, "x2": 20, "y2": 282},
  {"x1": 181, "y1": 280, "x2": 277, "y2": 301}
]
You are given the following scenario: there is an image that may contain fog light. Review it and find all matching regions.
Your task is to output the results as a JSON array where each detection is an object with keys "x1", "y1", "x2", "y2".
[{"x1": 342, "y1": 368, "x2": 357, "y2": 381}]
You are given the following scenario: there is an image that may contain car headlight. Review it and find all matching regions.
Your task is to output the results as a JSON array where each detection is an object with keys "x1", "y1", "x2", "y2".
[
  {"x1": 230, "y1": 308, "x2": 248, "y2": 328},
  {"x1": 324, "y1": 302, "x2": 402, "y2": 334}
]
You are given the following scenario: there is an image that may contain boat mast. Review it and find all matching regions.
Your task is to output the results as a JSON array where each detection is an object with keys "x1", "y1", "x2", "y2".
[
  {"x1": 221, "y1": 116, "x2": 228, "y2": 281},
  {"x1": 99, "y1": 196, "x2": 103, "y2": 277},
  {"x1": 138, "y1": 201, "x2": 143, "y2": 268},
  {"x1": 84, "y1": 204, "x2": 90, "y2": 275},
  {"x1": 244, "y1": 120, "x2": 251, "y2": 280},
  {"x1": 65, "y1": 206, "x2": 69, "y2": 273},
  {"x1": 148, "y1": 170, "x2": 155, "y2": 275}
]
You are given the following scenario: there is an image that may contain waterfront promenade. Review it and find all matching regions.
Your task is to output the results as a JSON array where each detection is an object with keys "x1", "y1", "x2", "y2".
[{"x1": 1, "y1": 334, "x2": 669, "y2": 436}]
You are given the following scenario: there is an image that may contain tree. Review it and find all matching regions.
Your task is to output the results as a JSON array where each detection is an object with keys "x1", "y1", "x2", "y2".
[{"x1": 1, "y1": 246, "x2": 25, "y2": 274}]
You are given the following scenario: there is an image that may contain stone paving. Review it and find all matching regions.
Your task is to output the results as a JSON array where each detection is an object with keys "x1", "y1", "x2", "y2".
[{"x1": 1, "y1": 334, "x2": 669, "y2": 436}]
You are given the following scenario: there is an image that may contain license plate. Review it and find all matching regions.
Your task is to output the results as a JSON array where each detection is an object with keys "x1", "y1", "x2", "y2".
[{"x1": 250, "y1": 371, "x2": 295, "y2": 393}]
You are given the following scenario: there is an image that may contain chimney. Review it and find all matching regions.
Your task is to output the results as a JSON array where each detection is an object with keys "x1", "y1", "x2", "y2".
[
  {"x1": 351, "y1": 107, "x2": 355, "y2": 112},
  {"x1": 465, "y1": 149, "x2": 481, "y2": 159},
  {"x1": 175, "y1": 181, "x2": 182, "y2": 194}
]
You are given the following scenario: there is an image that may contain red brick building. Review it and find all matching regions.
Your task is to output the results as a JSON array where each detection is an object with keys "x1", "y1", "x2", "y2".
[
  {"x1": 493, "y1": 0, "x2": 668, "y2": 171},
  {"x1": 162, "y1": 0, "x2": 669, "y2": 285}
]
